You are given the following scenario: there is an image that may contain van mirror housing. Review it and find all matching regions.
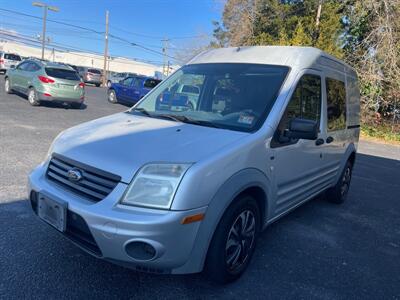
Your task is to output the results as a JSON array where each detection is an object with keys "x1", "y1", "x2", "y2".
[
  {"x1": 10, "y1": 65, "x2": 15, "y2": 69},
  {"x1": 285, "y1": 118, "x2": 318, "y2": 140}
]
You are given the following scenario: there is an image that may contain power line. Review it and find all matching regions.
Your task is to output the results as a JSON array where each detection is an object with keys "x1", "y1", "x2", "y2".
[
  {"x1": 0, "y1": 8, "x2": 183, "y2": 62},
  {"x1": 0, "y1": 30, "x2": 166, "y2": 65}
]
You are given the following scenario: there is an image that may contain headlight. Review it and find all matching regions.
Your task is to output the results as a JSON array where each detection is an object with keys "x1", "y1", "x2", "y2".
[{"x1": 121, "y1": 163, "x2": 191, "y2": 209}]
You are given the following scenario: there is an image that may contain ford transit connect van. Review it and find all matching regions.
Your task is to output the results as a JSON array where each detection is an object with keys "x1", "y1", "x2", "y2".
[{"x1": 28, "y1": 46, "x2": 360, "y2": 283}]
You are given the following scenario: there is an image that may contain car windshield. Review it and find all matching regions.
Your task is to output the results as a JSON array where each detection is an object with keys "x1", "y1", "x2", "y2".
[
  {"x1": 45, "y1": 68, "x2": 81, "y2": 81},
  {"x1": 132, "y1": 63, "x2": 289, "y2": 132}
]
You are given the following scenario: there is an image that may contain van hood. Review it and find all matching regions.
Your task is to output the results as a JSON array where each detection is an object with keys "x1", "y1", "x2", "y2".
[{"x1": 52, "y1": 112, "x2": 247, "y2": 183}]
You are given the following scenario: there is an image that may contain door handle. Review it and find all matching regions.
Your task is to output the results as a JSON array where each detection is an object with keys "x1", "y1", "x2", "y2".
[
  {"x1": 315, "y1": 138, "x2": 325, "y2": 146},
  {"x1": 326, "y1": 136, "x2": 334, "y2": 144}
]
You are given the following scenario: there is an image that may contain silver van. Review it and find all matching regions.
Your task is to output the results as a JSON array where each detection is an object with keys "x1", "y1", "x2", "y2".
[
  {"x1": 0, "y1": 52, "x2": 22, "y2": 74},
  {"x1": 28, "y1": 46, "x2": 360, "y2": 283}
]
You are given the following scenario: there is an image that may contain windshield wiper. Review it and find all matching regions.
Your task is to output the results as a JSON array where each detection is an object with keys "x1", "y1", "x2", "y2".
[
  {"x1": 130, "y1": 107, "x2": 152, "y2": 117},
  {"x1": 156, "y1": 114, "x2": 221, "y2": 129}
]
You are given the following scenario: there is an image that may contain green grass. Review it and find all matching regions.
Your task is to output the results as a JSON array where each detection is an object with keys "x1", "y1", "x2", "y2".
[{"x1": 361, "y1": 124, "x2": 400, "y2": 143}]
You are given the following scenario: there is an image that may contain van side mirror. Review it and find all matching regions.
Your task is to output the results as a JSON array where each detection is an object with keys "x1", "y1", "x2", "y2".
[
  {"x1": 10, "y1": 65, "x2": 15, "y2": 69},
  {"x1": 284, "y1": 118, "x2": 318, "y2": 140}
]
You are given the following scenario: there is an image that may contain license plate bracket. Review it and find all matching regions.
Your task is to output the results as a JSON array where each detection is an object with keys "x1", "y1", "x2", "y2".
[{"x1": 38, "y1": 194, "x2": 67, "y2": 232}]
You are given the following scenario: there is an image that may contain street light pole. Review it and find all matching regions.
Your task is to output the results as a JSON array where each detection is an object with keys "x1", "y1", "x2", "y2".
[{"x1": 32, "y1": 2, "x2": 59, "y2": 60}]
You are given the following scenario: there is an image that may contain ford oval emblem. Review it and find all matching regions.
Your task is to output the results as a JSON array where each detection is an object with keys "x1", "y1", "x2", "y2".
[{"x1": 67, "y1": 169, "x2": 83, "y2": 182}]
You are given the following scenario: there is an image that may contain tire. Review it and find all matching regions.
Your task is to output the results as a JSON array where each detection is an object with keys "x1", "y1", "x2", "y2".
[
  {"x1": 107, "y1": 81, "x2": 112, "y2": 88},
  {"x1": 108, "y1": 89, "x2": 118, "y2": 103},
  {"x1": 326, "y1": 160, "x2": 353, "y2": 204},
  {"x1": 27, "y1": 87, "x2": 40, "y2": 106},
  {"x1": 4, "y1": 78, "x2": 13, "y2": 94},
  {"x1": 95, "y1": 83, "x2": 101, "y2": 87},
  {"x1": 70, "y1": 102, "x2": 82, "y2": 109},
  {"x1": 205, "y1": 195, "x2": 260, "y2": 284}
]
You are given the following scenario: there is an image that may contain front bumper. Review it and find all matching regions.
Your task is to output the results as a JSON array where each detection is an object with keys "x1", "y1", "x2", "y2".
[{"x1": 28, "y1": 162, "x2": 207, "y2": 274}]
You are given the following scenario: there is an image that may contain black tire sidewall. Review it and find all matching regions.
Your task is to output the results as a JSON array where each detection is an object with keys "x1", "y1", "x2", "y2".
[
  {"x1": 327, "y1": 160, "x2": 353, "y2": 204},
  {"x1": 205, "y1": 195, "x2": 260, "y2": 283},
  {"x1": 28, "y1": 88, "x2": 39, "y2": 106}
]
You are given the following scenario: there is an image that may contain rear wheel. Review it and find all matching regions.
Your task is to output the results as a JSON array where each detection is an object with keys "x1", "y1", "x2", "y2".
[
  {"x1": 95, "y1": 83, "x2": 101, "y2": 87},
  {"x1": 28, "y1": 88, "x2": 40, "y2": 106},
  {"x1": 108, "y1": 89, "x2": 118, "y2": 103},
  {"x1": 70, "y1": 102, "x2": 82, "y2": 109},
  {"x1": 5, "y1": 78, "x2": 12, "y2": 94},
  {"x1": 205, "y1": 195, "x2": 260, "y2": 283},
  {"x1": 326, "y1": 160, "x2": 353, "y2": 204}
]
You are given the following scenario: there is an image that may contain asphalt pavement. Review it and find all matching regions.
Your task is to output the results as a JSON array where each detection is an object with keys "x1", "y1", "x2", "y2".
[{"x1": 0, "y1": 77, "x2": 399, "y2": 299}]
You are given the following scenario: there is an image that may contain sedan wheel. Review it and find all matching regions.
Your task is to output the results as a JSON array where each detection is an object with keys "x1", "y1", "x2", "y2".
[
  {"x1": 5, "y1": 78, "x2": 12, "y2": 94},
  {"x1": 108, "y1": 90, "x2": 117, "y2": 103},
  {"x1": 107, "y1": 81, "x2": 112, "y2": 88},
  {"x1": 28, "y1": 88, "x2": 40, "y2": 106}
]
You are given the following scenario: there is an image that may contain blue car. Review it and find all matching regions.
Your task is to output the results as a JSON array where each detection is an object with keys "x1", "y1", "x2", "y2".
[{"x1": 107, "y1": 76, "x2": 161, "y2": 105}]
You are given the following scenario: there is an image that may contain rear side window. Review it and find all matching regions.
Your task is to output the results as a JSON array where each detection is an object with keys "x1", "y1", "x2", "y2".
[
  {"x1": 144, "y1": 79, "x2": 161, "y2": 88},
  {"x1": 4, "y1": 54, "x2": 21, "y2": 61},
  {"x1": 326, "y1": 78, "x2": 346, "y2": 131},
  {"x1": 88, "y1": 69, "x2": 101, "y2": 74},
  {"x1": 181, "y1": 85, "x2": 199, "y2": 94},
  {"x1": 45, "y1": 68, "x2": 81, "y2": 81}
]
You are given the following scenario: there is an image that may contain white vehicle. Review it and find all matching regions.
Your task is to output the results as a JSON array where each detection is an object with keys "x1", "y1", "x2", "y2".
[
  {"x1": 28, "y1": 46, "x2": 360, "y2": 283},
  {"x1": 0, "y1": 52, "x2": 22, "y2": 74}
]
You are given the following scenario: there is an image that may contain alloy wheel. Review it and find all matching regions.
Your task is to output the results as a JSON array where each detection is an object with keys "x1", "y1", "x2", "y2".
[
  {"x1": 225, "y1": 210, "x2": 256, "y2": 273},
  {"x1": 28, "y1": 89, "x2": 36, "y2": 104},
  {"x1": 5, "y1": 79, "x2": 9, "y2": 92},
  {"x1": 341, "y1": 166, "x2": 352, "y2": 197}
]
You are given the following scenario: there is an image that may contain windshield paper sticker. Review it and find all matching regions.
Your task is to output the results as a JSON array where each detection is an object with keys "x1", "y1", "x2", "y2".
[{"x1": 238, "y1": 114, "x2": 254, "y2": 125}]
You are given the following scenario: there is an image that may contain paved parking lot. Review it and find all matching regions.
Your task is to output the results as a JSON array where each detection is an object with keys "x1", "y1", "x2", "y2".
[{"x1": 1, "y1": 77, "x2": 399, "y2": 299}]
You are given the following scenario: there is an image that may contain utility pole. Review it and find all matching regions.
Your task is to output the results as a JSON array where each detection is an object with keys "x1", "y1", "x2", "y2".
[
  {"x1": 32, "y1": 2, "x2": 59, "y2": 60},
  {"x1": 103, "y1": 10, "x2": 109, "y2": 87},
  {"x1": 315, "y1": 0, "x2": 323, "y2": 28},
  {"x1": 162, "y1": 38, "x2": 169, "y2": 76}
]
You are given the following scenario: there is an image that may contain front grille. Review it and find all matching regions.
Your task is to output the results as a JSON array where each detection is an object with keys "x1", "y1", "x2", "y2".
[{"x1": 46, "y1": 153, "x2": 121, "y2": 202}]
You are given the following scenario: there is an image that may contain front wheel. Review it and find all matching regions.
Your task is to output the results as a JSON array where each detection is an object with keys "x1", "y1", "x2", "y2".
[
  {"x1": 108, "y1": 89, "x2": 117, "y2": 103},
  {"x1": 326, "y1": 160, "x2": 353, "y2": 204},
  {"x1": 28, "y1": 88, "x2": 40, "y2": 106},
  {"x1": 107, "y1": 81, "x2": 112, "y2": 88},
  {"x1": 205, "y1": 195, "x2": 260, "y2": 283},
  {"x1": 5, "y1": 78, "x2": 12, "y2": 94}
]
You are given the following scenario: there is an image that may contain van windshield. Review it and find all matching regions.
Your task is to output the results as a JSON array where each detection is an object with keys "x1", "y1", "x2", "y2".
[{"x1": 132, "y1": 63, "x2": 289, "y2": 132}]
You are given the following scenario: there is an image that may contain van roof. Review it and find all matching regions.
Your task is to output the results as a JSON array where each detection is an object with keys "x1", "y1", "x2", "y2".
[{"x1": 188, "y1": 46, "x2": 356, "y2": 76}]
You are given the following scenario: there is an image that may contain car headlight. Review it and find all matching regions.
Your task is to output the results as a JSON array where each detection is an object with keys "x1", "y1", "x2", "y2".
[{"x1": 121, "y1": 163, "x2": 191, "y2": 209}]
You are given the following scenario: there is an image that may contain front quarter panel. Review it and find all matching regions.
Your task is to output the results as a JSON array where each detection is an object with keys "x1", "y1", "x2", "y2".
[{"x1": 173, "y1": 168, "x2": 271, "y2": 274}]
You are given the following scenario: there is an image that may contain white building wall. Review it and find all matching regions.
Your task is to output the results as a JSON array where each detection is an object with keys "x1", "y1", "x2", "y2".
[{"x1": 0, "y1": 40, "x2": 176, "y2": 77}]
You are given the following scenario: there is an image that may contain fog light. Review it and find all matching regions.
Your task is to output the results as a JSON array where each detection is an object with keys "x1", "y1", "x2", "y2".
[{"x1": 125, "y1": 241, "x2": 156, "y2": 261}]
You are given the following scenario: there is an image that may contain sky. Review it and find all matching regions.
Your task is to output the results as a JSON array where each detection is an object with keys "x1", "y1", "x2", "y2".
[{"x1": 0, "y1": 0, "x2": 223, "y2": 66}]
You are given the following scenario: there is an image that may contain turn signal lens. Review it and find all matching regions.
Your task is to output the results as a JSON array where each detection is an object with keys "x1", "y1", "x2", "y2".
[
  {"x1": 38, "y1": 76, "x2": 55, "y2": 83},
  {"x1": 79, "y1": 82, "x2": 85, "y2": 88},
  {"x1": 181, "y1": 213, "x2": 205, "y2": 225}
]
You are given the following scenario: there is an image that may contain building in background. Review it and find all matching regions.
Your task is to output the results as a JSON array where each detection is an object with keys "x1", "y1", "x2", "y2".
[{"x1": 0, "y1": 40, "x2": 178, "y2": 78}]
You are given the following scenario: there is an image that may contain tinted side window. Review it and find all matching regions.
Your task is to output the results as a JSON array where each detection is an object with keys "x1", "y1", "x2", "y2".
[
  {"x1": 144, "y1": 79, "x2": 161, "y2": 88},
  {"x1": 272, "y1": 74, "x2": 321, "y2": 147},
  {"x1": 326, "y1": 78, "x2": 346, "y2": 131},
  {"x1": 122, "y1": 77, "x2": 134, "y2": 86},
  {"x1": 17, "y1": 62, "x2": 30, "y2": 71}
]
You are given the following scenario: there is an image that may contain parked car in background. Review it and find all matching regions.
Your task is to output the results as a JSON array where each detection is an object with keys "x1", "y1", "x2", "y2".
[
  {"x1": 0, "y1": 52, "x2": 22, "y2": 74},
  {"x1": 107, "y1": 75, "x2": 161, "y2": 105},
  {"x1": 77, "y1": 66, "x2": 102, "y2": 87},
  {"x1": 4, "y1": 59, "x2": 85, "y2": 108},
  {"x1": 106, "y1": 72, "x2": 137, "y2": 88}
]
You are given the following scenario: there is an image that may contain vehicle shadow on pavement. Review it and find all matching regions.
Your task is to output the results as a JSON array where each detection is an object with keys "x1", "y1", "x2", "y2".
[
  {"x1": 9, "y1": 90, "x2": 87, "y2": 110},
  {"x1": 0, "y1": 153, "x2": 399, "y2": 299}
]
